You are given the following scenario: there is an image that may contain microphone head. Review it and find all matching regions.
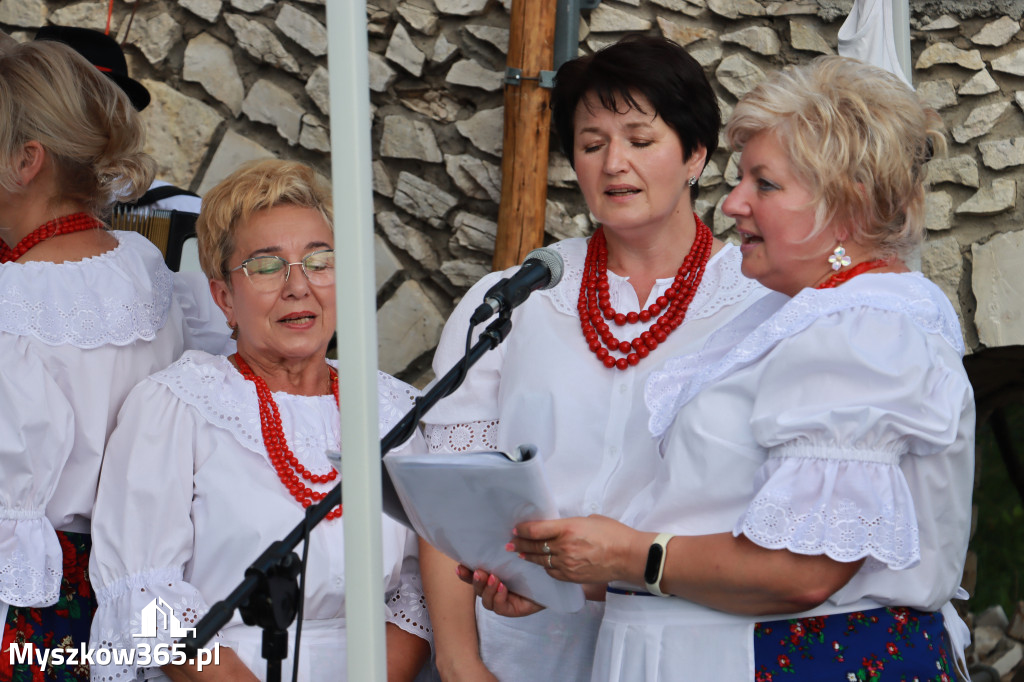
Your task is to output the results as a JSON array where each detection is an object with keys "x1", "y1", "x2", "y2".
[{"x1": 523, "y1": 247, "x2": 564, "y2": 290}]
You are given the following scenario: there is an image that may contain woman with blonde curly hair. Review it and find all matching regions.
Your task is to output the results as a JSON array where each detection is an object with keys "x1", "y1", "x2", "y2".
[
  {"x1": 0, "y1": 38, "x2": 197, "y2": 682},
  {"x1": 474, "y1": 56, "x2": 974, "y2": 681},
  {"x1": 88, "y1": 159, "x2": 432, "y2": 681}
]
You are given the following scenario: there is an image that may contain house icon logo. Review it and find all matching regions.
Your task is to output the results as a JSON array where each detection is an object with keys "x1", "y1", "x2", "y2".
[{"x1": 133, "y1": 597, "x2": 196, "y2": 638}]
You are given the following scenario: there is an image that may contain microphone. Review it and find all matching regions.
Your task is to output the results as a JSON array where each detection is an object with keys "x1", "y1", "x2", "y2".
[{"x1": 469, "y1": 247, "x2": 564, "y2": 325}]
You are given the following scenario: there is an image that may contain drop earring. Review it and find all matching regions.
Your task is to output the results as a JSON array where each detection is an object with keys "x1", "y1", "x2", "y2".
[{"x1": 828, "y1": 245, "x2": 852, "y2": 271}]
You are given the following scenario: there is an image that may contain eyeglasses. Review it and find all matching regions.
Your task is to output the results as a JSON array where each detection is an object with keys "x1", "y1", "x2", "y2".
[{"x1": 229, "y1": 249, "x2": 335, "y2": 292}]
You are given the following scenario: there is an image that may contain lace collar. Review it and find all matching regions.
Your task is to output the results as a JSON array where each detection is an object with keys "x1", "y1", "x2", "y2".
[
  {"x1": 151, "y1": 351, "x2": 417, "y2": 464},
  {"x1": 541, "y1": 239, "x2": 763, "y2": 322},
  {"x1": 646, "y1": 273, "x2": 965, "y2": 438},
  {"x1": 0, "y1": 231, "x2": 172, "y2": 348}
]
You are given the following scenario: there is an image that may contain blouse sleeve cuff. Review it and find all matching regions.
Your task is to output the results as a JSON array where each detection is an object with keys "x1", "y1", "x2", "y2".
[
  {"x1": 0, "y1": 512, "x2": 62, "y2": 607},
  {"x1": 90, "y1": 567, "x2": 219, "y2": 682},
  {"x1": 384, "y1": 573, "x2": 433, "y2": 648},
  {"x1": 732, "y1": 448, "x2": 921, "y2": 569}
]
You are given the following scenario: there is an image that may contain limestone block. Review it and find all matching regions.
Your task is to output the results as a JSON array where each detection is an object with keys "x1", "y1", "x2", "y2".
[
  {"x1": 455, "y1": 107, "x2": 504, "y2": 157},
  {"x1": 952, "y1": 101, "x2": 1010, "y2": 144},
  {"x1": 547, "y1": 155, "x2": 578, "y2": 189},
  {"x1": 400, "y1": 90, "x2": 462, "y2": 123},
  {"x1": 970, "y1": 231, "x2": 1019, "y2": 348},
  {"x1": 184, "y1": 33, "x2": 244, "y2": 116},
  {"x1": 915, "y1": 42, "x2": 984, "y2": 71},
  {"x1": 225, "y1": 13, "x2": 299, "y2": 74},
  {"x1": 979, "y1": 137, "x2": 1024, "y2": 170},
  {"x1": 378, "y1": 211, "x2": 439, "y2": 269},
  {"x1": 771, "y1": 0, "x2": 817, "y2": 15},
  {"x1": 690, "y1": 43, "x2": 724, "y2": 68},
  {"x1": 921, "y1": 235, "x2": 963, "y2": 317},
  {"x1": 956, "y1": 178, "x2": 1016, "y2": 216},
  {"x1": 977, "y1": 605, "x2": 1011, "y2": 630},
  {"x1": 975, "y1": 626, "x2": 1005, "y2": 658},
  {"x1": 276, "y1": 4, "x2": 327, "y2": 57},
  {"x1": 368, "y1": 52, "x2": 397, "y2": 93},
  {"x1": 397, "y1": 4, "x2": 439, "y2": 35},
  {"x1": 465, "y1": 25, "x2": 509, "y2": 53},
  {"x1": 990, "y1": 640, "x2": 1023, "y2": 677},
  {"x1": 198, "y1": 129, "x2": 275, "y2": 195},
  {"x1": 926, "y1": 155, "x2": 979, "y2": 188},
  {"x1": 440, "y1": 259, "x2": 491, "y2": 287},
  {"x1": 128, "y1": 13, "x2": 182, "y2": 64},
  {"x1": 50, "y1": 2, "x2": 109, "y2": 31},
  {"x1": 393, "y1": 172, "x2": 458, "y2": 226},
  {"x1": 446, "y1": 59, "x2": 503, "y2": 91},
  {"x1": 242, "y1": 79, "x2": 303, "y2": 146},
  {"x1": 972, "y1": 16, "x2": 1020, "y2": 47},
  {"x1": 588, "y1": 4, "x2": 652, "y2": 32},
  {"x1": 545, "y1": 200, "x2": 591, "y2": 241},
  {"x1": 921, "y1": 15, "x2": 958, "y2": 31},
  {"x1": 445, "y1": 154, "x2": 502, "y2": 203},
  {"x1": 917, "y1": 79, "x2": 957, "y2": 110},
  {"x1": 708, "y1": 0, "x2": 765, "y2": 18},
  {"x1": 713, "y1": 194, "x2": 735, "y2": 235},
  {"x1": 387, "y1": 23, "x2": 425, "y2": 77},
  {"x1": 141, "y1": 80, "x2": 223, "y2": 189},
  {"x1": 699, "y1": 159, "x2": 723, "y2": 188},
  {"x1": 434, "y1": 0, "x2": 489, "y2": 16},
  {"x1": 958, "y1": 69, "x2": 999, "y2": 96},
  {"x1": 381, "y1": 116, "x2": 443, "y2": 163},
  {"x1": 373, "y1": 160, "x2": 394, "y2": 198},
  {"x1": 230, "y1": 0, "x2": 273, "y2": 11},
  {"x1": 924, "y1": 191, "x2": 953, "y2": 231},
  {"x1": 992, "y1": 47, "x2": 1024, "y2": 77},
  {"x1": 432, "y1": 33, "x2": 459, "y2": 63},
  {"x1": 715, "y1": 53, "x2": 767, "y2": 99},
  {"x1": 377, "y1": 280, "x2": 446, "y2": 376},
  {"x1": 180, "y1": 0, "x2": 222, "y2": 23},
  {"x1": 306, "y1": 66, "x2": 331, "y2": 115},
  {"x1": 299, "y1": 114, "x2": 330, "y2": 153},
  {"x1": 723, "y1": 152, "x2": 741, "y2": 187},
  {"x1": 0, "y1": 0, "x2": 47, "y2": 27},
  {"x1": 656, "y1": 17, "x2": 715, "y2": 47},
  {"x1": 651, "y1": 0, "x2": 704, "y2": 14},
  {"x1": 374, "y1": 234, "x2": 403, "y2": 293},
  {"x1": 586, "y1": 35, "x2": 619, "y2": 53},
  {"x1": 790, "y1": 20, "x2": 833, "y2": 54},
  {"x1": 721, "y1": 26, "x2": 781, "y2": 56},
  {"x1": 451, "y1": 211, "x2": 498, "y2": 253}
]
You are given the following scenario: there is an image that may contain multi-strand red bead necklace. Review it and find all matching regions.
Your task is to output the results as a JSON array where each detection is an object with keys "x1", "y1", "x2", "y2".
[
  {"x1": 235, "y1": 353, "x2": 343, "y2": 520},
  {"x1": 0, "y1": 212, "x2": 103, "y2": 264},
  {"x1": 579, "y1": 216, "x2": 714, "y2": 370},
  {"x1": 815, "y1": 259, "x2": 889, "y2": 289}
]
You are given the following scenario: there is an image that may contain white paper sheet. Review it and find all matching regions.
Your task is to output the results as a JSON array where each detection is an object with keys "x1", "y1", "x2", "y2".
[{"x1": 383, "y1": 445, "x2": 585, "y2": 613}]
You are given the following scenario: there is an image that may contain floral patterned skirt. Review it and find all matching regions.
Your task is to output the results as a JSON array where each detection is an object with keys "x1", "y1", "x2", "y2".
[
  {"x1": 0, "y1": 531, "x2": 96, "y2": 682},
  {"x1": 753, "y1": 606, "x2": 952, "y2": 682}
]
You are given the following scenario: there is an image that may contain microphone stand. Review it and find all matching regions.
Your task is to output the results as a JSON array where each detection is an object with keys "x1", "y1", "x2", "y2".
[{"x1": 181, "y1": 312, "x2": 514, "y2": 678}]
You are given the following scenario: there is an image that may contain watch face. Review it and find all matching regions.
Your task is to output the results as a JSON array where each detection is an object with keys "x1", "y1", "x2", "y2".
[{"x1": 644, "y1": 542, "x2": 666, "y2": 585}]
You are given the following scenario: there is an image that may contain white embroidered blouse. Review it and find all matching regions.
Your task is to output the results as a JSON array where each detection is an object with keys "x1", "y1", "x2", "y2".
[
  {"x1": 0, "y1": 231, "x2": 195, "y2": 610},
  {"x1": 88, "y1": 351, "x2": 432, "y2": 681}
]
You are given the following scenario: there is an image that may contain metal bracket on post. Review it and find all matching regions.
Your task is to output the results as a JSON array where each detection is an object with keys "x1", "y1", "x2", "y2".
[{"x1": 504, "y1": 67, "x2": 556, "y2": 89}]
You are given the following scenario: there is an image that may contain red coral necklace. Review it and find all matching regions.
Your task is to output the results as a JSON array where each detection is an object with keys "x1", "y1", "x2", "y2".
[
  {"x1": 234, "y1": 353, "x2": 343, "y2": 520},
  {"x1": 578, "y1": 215, "x2": 714, "y2": 370},
  {"x1": 0, "y1": 213, "x2": 103, "y2": 264},
  {"x1": 815, "y1": 259, "x2": 889, "y2": 289}
]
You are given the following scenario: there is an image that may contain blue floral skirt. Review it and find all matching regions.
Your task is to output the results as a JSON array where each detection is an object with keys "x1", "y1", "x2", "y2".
[
  {"x1": 1, "y1": 531, "x2": 95, "y2": 682},
  {"x1": 753, "y1": 606, "x2": 952, "y2": 682}
]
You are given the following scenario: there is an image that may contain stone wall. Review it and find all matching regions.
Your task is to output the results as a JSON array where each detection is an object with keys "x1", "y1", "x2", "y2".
[{"x1": 3, "y1": 0, "x2": 1023, "y2": 386}]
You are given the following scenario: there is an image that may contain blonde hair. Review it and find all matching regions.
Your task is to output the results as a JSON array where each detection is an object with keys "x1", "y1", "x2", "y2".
[
  {"x1": 196, "y1": 159, "x2": 334, "y2": 282},
  {"x1": 0, "y1": 40, "x2": 154, "y2": 216},
  {"x1": 725, "y1": 56, "x2": 946, "y2": 258}
]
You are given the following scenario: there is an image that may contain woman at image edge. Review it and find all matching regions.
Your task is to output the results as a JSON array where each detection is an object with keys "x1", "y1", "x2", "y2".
[
  {"x1": 478, "y1": 56, "x2": 975, "y2": 681},
  {"x1": 419, "y1": 35, "x2": 768, "y2": 682}
]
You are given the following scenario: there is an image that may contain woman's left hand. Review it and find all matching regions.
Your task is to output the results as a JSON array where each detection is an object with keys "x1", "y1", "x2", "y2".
[
  {"x1": 455, "y1": 565, "x2": 546, "y2": 618},
  {"x1": 511, "y1": 515, "x2": 648, "y2": 586}
]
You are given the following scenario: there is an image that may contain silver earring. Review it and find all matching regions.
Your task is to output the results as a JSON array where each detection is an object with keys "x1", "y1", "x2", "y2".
[
  {"x1": 828, "y1": 245, "x2": 852, "y2": 271},
  {"x1": 688, "y1": 176, "x2": 698, "y2": 187}
]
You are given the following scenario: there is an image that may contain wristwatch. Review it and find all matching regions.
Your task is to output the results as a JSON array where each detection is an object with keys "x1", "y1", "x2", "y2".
[{"x1": 643, "y1": 533, "x2": 674, "y2": 597}]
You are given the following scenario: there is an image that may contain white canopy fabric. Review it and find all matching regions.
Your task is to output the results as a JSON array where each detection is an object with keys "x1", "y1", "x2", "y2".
[{"x1": 838, "y1": 0, "x2": 913, "y2": 87}]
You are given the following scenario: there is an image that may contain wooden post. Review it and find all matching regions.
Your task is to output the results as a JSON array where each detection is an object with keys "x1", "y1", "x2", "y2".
[{"x1": 493, "y1": 0, "x2": 558, "y2": 271}]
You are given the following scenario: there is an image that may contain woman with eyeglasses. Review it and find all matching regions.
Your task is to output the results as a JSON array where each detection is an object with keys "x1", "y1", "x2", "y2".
[{"x1": 87, "y1": 159, "x2": 432, "y2": 681}]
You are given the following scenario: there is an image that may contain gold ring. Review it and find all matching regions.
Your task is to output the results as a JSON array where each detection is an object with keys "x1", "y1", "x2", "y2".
[
  {"x1": 542, "y1": 542, "x2": 551, "y2": 555},
  {"x1": 547, "y1": 554, "x2": 553, "y2": 569}
]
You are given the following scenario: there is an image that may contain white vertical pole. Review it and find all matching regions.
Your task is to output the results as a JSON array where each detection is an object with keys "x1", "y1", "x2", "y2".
[
  {"x1": 325, "y1": 1, "x2": 387, "y2": 681},
  {"x1": 892, "y1": 0, "x2": 912, "y2": 86}
]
